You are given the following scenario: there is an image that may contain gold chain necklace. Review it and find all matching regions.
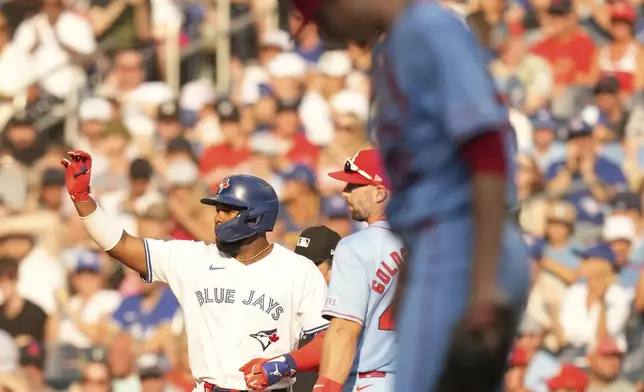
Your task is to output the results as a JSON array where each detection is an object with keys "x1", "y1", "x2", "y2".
[{"x1": 237, "y1": 243, "x2": 273, "y2": 262}]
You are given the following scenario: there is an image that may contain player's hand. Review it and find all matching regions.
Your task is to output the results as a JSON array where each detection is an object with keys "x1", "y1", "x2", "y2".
[
  {"x1": 587, "y1": 277, "x2": 609, "y2": 303},
  {"x1": 566, "y1": 143, "x2": 580, "y2": 172},
  {"x1": 462, "y1": 297, "x2": 505, "y2": 335},
  {"x1": 240, "y1": 358, "x2": 267, "y2": 390},
  {"x1": 437, "y1": 296, "x2": 518, "y2": 391},
  {"x1": 239, "y1": 354, "x2": 297, "y2": 391},
  {"x1": 579, "y1": 154, "x2": 597, "y2": 182},
  {"x1": 60, "y1": 150, "x2": 92, "y2": 202}
]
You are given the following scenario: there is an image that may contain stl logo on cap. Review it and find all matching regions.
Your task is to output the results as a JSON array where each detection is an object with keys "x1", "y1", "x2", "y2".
[
  {"x1": 217, "y1": 178, "x2": 230, "y2": 194},
  {"x1": 297, "y1": 237, "x2": 310, "y2": 248}
]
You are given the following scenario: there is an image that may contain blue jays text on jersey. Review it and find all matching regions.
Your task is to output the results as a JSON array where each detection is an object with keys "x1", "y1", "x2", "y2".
[
  {"x1": 369, "y1": 3, "x2": 518, "y2": 232},
  {"x1": 195, "y1": 287, "x2": 285, "y2": 320}
]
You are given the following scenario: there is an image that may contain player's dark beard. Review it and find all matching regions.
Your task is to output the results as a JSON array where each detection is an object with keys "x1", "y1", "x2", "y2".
[
  {"x1": 216, "y1": 233, "x2": 265, "y2": 259},
  {"x1": 350, "y1": 209, "x2": 367, "y2": 222},
  {"x1": 216, "y1": 237, "x2": 245, "y2": 257}
]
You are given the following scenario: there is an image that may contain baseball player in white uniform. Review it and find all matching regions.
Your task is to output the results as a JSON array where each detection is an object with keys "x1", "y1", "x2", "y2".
[
  {"x1": 239, "y1": 149, "x2": 403, "y2": 392},
  {"x1": 61, "y1": 150, "x2": 329, "y2": 392}
]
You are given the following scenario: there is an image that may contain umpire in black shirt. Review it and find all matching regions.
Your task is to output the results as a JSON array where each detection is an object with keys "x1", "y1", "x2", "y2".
[
  {"x1": 293, "y1": 225, "x2": 341, "y2": 392},
  {"x1": 294, "y1": 225, "x2": 341, "y2": 285}
]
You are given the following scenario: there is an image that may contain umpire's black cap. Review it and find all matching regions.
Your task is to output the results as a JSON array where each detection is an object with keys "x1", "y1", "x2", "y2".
[{"x1": 295, "y1": 226, "x2": 341, "y2": 265}]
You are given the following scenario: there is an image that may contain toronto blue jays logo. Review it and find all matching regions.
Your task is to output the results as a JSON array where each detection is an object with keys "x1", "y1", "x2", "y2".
[
  {"x1": 217, "y1": 178, "x2": 230, "y2": 194},
  {"x1": 250, "y1": 328, "x2": 280, "y2": 351}
]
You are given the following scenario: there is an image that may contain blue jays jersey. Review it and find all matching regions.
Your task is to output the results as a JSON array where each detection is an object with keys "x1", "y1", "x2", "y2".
[
  {"x1": 322, "y1": 220, "x2": 405, "y2": 373},
  {"x1": 370, "y1": 3, "x2": 518, "y2": 232}
]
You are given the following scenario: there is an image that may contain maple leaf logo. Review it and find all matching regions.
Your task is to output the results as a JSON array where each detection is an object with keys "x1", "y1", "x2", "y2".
[{"x1": 217, "y1": 178, "x2": 230, "y2": 194}]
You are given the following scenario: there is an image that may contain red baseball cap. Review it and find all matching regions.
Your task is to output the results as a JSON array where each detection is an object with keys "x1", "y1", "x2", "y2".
[
  {"x1": 594, "y1": 338, "x2": 623, "y2": 356},
  {"x1": 547, "y1": 365, "x2": 588, "y2": 391},
  {"x1": 327, "y1": 149, "x2": 391, "y2": 189},
  {"x1": 610, "y1": 1, "x2": 636, "y2": 22}
]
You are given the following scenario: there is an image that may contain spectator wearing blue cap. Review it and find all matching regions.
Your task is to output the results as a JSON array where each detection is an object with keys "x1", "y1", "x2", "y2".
[
  {"x1": 527, "y1": 109, "x2": 567, "y2": 172},
  {"x1": 558, "y1": 243, "x2": 632, "y2": 362},
  {"x1": 320, "y1": 194, "x2": 355, "y2": 238},
  {"x1": 546, "y1": 116, "x2": 628, "y2": 243},
  {"x1": 48, "y1": 251, "x2": 121, "y2": 351},
  {"x1": 250, "y1": 84, "x2": 278, "y2": 133},
  {"x1": 274, "y1": 164, "x2": 321, "y2": 249}
]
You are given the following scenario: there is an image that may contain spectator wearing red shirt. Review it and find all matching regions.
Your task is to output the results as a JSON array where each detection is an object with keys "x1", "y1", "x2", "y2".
[
  {"x1": 532, "y1": 0, "x2": 595, "y2": 96},
  {"x1": 199, "y1": 100, "x2": 251, "y2": 187},
  {"x1": 271, "y1": 99, "x2": 319, "y2": 171},
  {"x1": 591, "y1": 1, "x2": 644, "y2": 98}
]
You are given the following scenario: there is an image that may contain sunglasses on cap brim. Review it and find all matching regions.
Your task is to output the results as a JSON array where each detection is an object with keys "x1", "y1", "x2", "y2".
[{"x1": 344, "y1": 156, "x2": 376, "y2": 185}]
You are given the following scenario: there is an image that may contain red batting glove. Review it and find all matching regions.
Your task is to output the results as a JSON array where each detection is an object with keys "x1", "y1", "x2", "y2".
[
  {"x1": 313, "y1": 377, "x2": 343, "y2": 392},
  {"x1": 60, "y1": 150, "x2": 92, "y2": 202},
  {"x1": 239, "y1": 358, "x2": 269, "y2": 391},
  {"x1": 239, "y1": 354, "x2": 297, "y2": 390}
]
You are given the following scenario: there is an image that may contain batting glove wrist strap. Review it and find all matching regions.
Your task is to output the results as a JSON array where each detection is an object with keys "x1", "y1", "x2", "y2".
[{"x1": 263, "y1": 354, "x2": 297, "y2": 385}]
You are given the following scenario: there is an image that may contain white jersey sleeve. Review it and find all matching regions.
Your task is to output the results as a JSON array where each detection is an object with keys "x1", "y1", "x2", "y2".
[
  {"x1": 297, "y1": 262, "x2": 330, "y2": 336},
  {"x1": 141, "y1": 238, "x2": 207, "y2": 292}
]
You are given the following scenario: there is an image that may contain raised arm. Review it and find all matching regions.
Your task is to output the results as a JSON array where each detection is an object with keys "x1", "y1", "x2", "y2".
[{"x1": 61, "y1": 150, "x2": 148, "y2": 277}]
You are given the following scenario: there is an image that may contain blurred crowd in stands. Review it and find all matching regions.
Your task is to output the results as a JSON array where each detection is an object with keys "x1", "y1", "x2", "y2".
[{"x1": 6, "y1": 0, "x2": 644, "y2": 391}]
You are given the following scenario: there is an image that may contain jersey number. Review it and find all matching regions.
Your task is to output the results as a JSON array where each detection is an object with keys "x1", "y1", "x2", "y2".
[{"x1": 378, "y1": 303, "x2": 396, "y2": 331}]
